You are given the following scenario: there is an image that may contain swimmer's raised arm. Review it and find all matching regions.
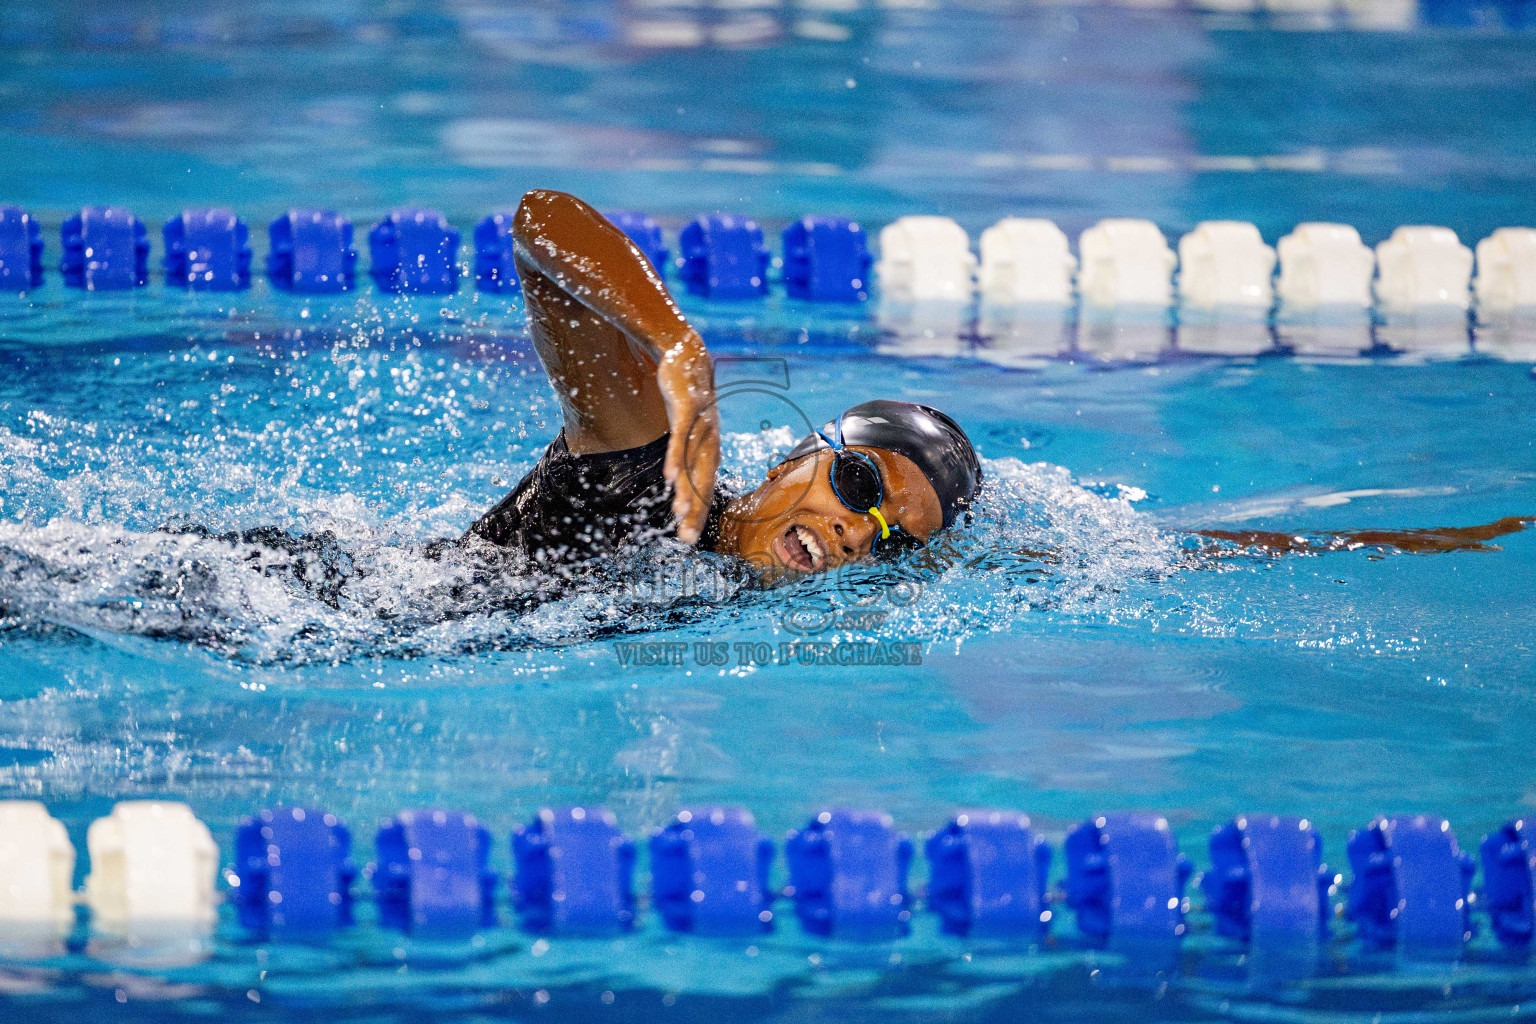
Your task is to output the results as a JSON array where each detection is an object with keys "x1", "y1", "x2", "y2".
[{"x1": 511, "y1": 189, "x2": 719, "y2": 543}]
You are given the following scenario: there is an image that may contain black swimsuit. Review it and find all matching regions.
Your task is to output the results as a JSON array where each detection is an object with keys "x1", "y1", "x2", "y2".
[{"x1": 465, "y1": 432, "x2": 731, "y2": 565}]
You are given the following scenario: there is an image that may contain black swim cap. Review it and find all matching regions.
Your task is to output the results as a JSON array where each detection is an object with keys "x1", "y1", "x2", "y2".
[{"x1": 783, "y1": 400, "x2": 983, "y2": 529}]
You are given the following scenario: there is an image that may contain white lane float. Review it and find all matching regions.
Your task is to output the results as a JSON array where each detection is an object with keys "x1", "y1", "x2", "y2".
[
  {"x1": 1078, "y1": 219, "x2": 1176, "y2": 308},
  {"x1": 978, "y1": 218, "x2": 1076, "y2": 304},
  {"x1": 0, "y1": 800, "x2": 76, "y2": 932},
  {"x1": 1364, "y1": 226, "x2": 1472, "y2": 357},
  {"x1": 1276, "y1": 222, "x2": 1376, "y2": 308},
  {"x1": 86, "y1": 801, "x2": 219, "y2": 933},
  {"x1": 1474, "y1": 227, "x2": 1536, "y2": 311},
  {"x1": 1177, "y1": 220, "x2": 1276, "y2": 310},
  {"x1": 1374, "y1": 225, "x2": 1473, "y2": 310},
  {"x1": 875, "y1": 216, "x2": 975, "y2": 301}
]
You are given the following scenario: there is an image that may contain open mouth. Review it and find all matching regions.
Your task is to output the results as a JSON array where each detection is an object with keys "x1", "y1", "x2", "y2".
[{"x1": 773, "y1": 523, "x2": 825, "y2": 572}]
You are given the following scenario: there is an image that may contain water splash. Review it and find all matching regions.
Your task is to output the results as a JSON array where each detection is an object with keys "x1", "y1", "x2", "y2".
[{"x1": 0, "y1": 419, "x2": 1177, "y2": 665}]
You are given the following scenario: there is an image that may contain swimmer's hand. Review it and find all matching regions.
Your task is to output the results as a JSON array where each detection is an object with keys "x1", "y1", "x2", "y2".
[{"x1": 658, "y1": 334, "x2": 720, "y2": 544}]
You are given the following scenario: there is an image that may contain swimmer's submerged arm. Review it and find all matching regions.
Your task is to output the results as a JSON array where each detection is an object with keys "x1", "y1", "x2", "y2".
[
  {"x1": 1193, "y1": 515, "x2": 1534, "y2": 557},
  {"x1": 511, "y1": 189, "x2": 719, "y2": 543}
]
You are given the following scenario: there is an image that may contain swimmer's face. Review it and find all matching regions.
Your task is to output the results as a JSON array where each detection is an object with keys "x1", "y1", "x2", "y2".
[{"x1": 720, "y1": 447, "x2": 944, "y2": 573}]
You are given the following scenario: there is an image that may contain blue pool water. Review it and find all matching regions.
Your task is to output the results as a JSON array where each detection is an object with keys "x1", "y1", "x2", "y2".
[{"x1": 3, "y1": 1, "x2": 1536, "y2": 1020}]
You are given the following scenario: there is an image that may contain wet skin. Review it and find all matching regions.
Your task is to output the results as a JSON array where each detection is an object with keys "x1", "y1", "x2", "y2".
[
  {"x1": 512, "y1": 188, "x2": 718, "y2": 542},
  {"x1": 508, "y1": 188, "x2": 940, "y2": 573},
  {"x1": 1196, "y1": 515, "x2": 1534, "y2": 558},
  {"x1": 715, "y1": 447, "x2": 944, "y2": 574}
]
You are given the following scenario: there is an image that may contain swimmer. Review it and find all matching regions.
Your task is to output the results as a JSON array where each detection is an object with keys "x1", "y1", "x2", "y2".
[{"x1": 466, "y1": 189, "x2": 980, "y2": 574}]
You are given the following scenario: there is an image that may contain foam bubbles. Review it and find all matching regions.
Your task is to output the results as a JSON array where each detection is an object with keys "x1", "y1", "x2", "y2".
[{"x1": 0, "y1": 443, "x2": 1176, "y2": 666}]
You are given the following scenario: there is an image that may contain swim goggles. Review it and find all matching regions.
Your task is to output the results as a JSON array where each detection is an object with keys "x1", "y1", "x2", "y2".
[{"x1": 816, "y1": 414, "x2": 923, "y2": 559}]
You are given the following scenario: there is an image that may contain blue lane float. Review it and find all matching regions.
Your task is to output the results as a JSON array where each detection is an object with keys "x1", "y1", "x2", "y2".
[
  {"x1": 1204, "y1": 815, "x2": 1331, "y2": 945},
  {"x1": 473, "y1": 212, "x2": 520, "y2": 293},
  {"x1": 678, "y1": 214, "x2": 770, "y2": 300},
  {"x1": 1479, "y1": 820, "x2": 1535, "y2": 947},
  {"x1": 233, "y1": 806, "x2": 355, "y2": 934},
  {"x1": 782, "y1": 216, "x2": 871, "y2": 303},
  {"x1": 512, "y1": 806, "x2": 637, "y2": 934},
  {"x1": 0, "y1": 206, "x2": 43, "y2": 290},
  {"x1": 1347, "y1": 815, "x2": 1475, "y2": 950},
  {"x1": 785, "y1": 808, "x2": 913, "y2": 939},
  {"x1": 926, "y1": 810, "x2": 1052, "y2": 939},
  {"x1": 604, "y1": 210, "x2": 670, "y2": 276},
  {"x1": 372, "y1": 809, "x2": 497, "y2": 935},
  {"x1": 268, "y1": 209, "x2": 356, "y2": 293},
  {"x1": 10, "y1": 203, "x2": 1535, "y2": 333},
  {"x1": 369, "y1": 207, "x2": 460, "y2": 295},
  {"x1": 650, "y1": 806, "x2": 774, "y2": 935},
  {"x1": 18, "y1": 797, "x2": 1536, "y2": 955},
  {"x1": 1065, "y1": 813, "x2": 1192, "y2": 946},
  {"x1": 163, "y1": 208, "x2": 251, "y2": 291},
  {"x1": 60, "y1": 206, "x2": 148, "y2": 290}
]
